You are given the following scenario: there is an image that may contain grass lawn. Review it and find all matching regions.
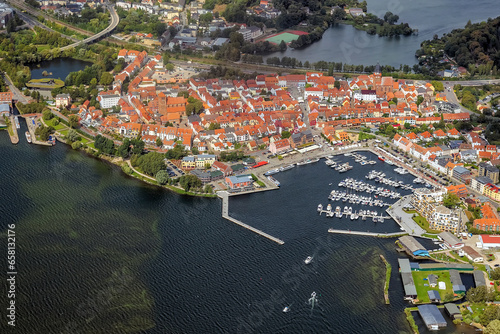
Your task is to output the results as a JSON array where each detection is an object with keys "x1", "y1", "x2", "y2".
[
  {"x1": 46, "y1": 119, "x2": 67, "y2": 131},
  {"x1": 59, "y1": 129, "x2": 69, "y2": 136},
  {"x1": 87, "y1": 142, "x2": 95, "y2": 149},
  {"x1": 412, "y1": 270, "x2": 454, "y2": 304},
  {"x1": 410, "y1": 212, "x2": 442, "y2": 234},
  {"x1": 80, "y1": 137, "x2": 90, "y2": 144},
  {"x1": 36, "y1": 45, "x2": 51, "y2": 51},
  {"x1": 422, "y1": 233, "x2": 439, "y2": 240}
]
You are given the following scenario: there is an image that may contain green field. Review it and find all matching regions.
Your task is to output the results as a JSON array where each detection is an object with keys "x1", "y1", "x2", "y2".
[
  {"x1": 26, "y1": 78, "x2": 65, "y2": 89},
  {"x1": 412, "y1": 270, "x2": 454, "y2": 303},
  {"x1": 265, "y1": 32, "x2": 301, "y2": 44}
]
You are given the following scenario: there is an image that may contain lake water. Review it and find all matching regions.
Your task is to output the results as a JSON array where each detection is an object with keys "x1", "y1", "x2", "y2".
[
  {"x1": 29, "y1": 58, "x2": 92, "y2": 81},
  {"x1": 0, "y1": 123, "x2": 479, "y2": 333},
  {"x1": 264, "y1": 0, "x2": 499, "y2": 67}
]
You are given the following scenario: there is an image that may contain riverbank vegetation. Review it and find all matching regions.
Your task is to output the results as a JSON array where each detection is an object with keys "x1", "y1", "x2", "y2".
[
  {"x1": 380, "y1": 254, "x2": 391, "y2": 304},
  {"x1": 416, "y1": 16, "x2": 500, "y2": 77}
]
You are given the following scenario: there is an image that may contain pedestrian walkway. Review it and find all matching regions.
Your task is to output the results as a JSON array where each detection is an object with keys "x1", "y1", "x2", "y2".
[{"x1": 386, "y1": 196, "x2": 426, "y2": 236}]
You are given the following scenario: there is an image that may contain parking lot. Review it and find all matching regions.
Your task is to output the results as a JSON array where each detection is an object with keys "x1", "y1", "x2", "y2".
[{"x1": 164, "y1": 160, "x2": 185, "y2": 177}]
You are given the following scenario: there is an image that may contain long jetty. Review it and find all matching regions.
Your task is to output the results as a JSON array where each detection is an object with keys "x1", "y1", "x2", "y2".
[
  {"x1": 328, "y1": 228, "x2": 407, "y2": 238},
  {"x1": 219, "y1": 191, "x2": 284, "y2": 245}
]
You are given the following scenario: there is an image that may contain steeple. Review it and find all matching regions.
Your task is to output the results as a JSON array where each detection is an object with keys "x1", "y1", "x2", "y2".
[{"x1": 375, "y1": 62, "x2": 381, "y2": 75}]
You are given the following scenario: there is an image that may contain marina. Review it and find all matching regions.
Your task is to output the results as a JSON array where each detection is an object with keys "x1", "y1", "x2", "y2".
[{"x1": 318, "y1": 204, "x2": 390, "y2": 221}]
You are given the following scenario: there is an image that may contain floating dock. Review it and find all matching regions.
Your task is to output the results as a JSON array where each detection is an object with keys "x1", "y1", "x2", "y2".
[
  {"x1": 318, "y1": 210, "x2": 390, "y2": 220},
  {"x1": 328, "y1": 228, "x2": 407, "y2": 237},
  {"x1": 219, "y1": 191, "x2": 284, "y2": 245}
]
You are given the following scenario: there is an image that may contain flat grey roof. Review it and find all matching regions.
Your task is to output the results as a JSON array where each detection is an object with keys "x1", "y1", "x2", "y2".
[
  {"x1": 444, "y1": 303, "x2": 460, "y2": 315},
  {"x1": 399, "y1": 236, "x2": 426, "y2": 253},
  {"x1": 473, "y1": 270, "x2": 486, "y2": 287},
  {"x1": 449, "y1": 269, "x2": 463, "y2": 286},
  {"x1": 398, "y1": 258, "x2": 412, "y2": 273},
  {"x1": 418, "y1": 304, "x2": 447, "y2": 327},
  {"x1": 439, "y1": 231, "x2": 461, "y2": 246},
  {"x1": 427, "y1": 290, "x2": 441, "y2": 300}
]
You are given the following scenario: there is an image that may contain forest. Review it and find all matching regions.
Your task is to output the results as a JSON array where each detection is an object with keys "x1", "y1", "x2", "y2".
[{"x1": 416, "y1": 16, "x2": 500, "y2": 75}]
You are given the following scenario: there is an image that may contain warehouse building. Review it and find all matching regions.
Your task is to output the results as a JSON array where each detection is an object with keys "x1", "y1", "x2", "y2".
[{"x1": 398, "y1": 258, "x2": 417, "y2": 300}]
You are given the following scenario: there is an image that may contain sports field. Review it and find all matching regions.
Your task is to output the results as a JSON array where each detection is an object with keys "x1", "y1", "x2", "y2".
[{"x1": 264, "y1": 30, "x2": 308, "y2": 44}]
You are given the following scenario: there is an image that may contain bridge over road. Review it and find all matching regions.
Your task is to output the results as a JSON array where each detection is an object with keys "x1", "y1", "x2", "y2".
[{"x1": 60, "y1": 4, "x2": 119, "y2": 51}]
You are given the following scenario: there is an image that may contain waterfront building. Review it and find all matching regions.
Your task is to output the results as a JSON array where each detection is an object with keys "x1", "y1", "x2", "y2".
[
  {"x1": 444, "y1": 303, "x2": 462, "y2": 320},
  {"x1": 269, "y1": 138, "x2": 290, "y2": 155},
  {"x1": 225, "y1": 174, "x2": 254, "y2": 189},
  {"x1": 438, "y1": 232, "x2": 464, "y2": 249},
  {"x1": 412, "y1": 189, "x2": 461, "y2": 233},
  {"x1": 417, "y1": 305, "x2": 447, "y2": 330},
  {"x1": 398, "y1": 236, "x2": 429, "y2": 257},
  {"x1": 473, "y1": 270, "x2": 486, "y2": 287},
  {"x1": 398, "y1": 259, "x2": 417, "y2": 300},
  {"x1": 449, "y1": 269, "x2": 466, "y2": 293}
]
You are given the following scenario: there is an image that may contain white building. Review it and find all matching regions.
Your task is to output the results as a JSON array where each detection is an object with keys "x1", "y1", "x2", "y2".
[
  {"x1": 479, "y1": 235, "x2": 500, "y2": 249},
  {"x1": 98, "y1": 94, "x2": 121, "y2": 109}
]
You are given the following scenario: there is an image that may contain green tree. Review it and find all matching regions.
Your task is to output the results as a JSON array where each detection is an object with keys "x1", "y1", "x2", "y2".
[
  {"x1": 281, "y1": 130, "x2": 291, "y2": 139},
  {"x1": 485, "y1": 320, "x2": 500, "y2": 334},
  {"x1": 156, "y1": 170, "x2": 169, "y2": 185},
  {"x1": 66, "y1": 129, "x2": 81, "y2": 142},
  {"x1": 131, "y1": 137, "x2": 145, "y2": 155},
  {"x1": 466, "y1": 286, "x2": 488, "y2": 303},
  {"x1": 100, "y1": 72, "x2": 114, "y2": 86},
  {"x1": 431, "y1": 80, "x2": 444, "y2": 92},
  {"x1": 416, "y1": 96, "x2": 424, "y2": 106},
  {"x1": 68, "y1": 115, "x2": 79, "y2": 129},
  {"x1": 156, "y1": 137, "x2": 163, "y2": 147},
  {"x1": 117, "y1": 138, "x2": 130, "y2": 158},
  {"x1": 204, "y1": 184, "x2": 213, "y2": 193},
  {"x1": 136, "y1": 152, "x2": 165, "y2": 176},
  {"x1": 191, "y1": 147, "x2": 199, "y2": 155},
  {"x1": 443, "y1": 192, "x2": 460, "y2": 209},
  {"x1": 179, "y1": 174, "x2": 202, "y2": 192},
  {"x1": 42, "y1": 109, "x2": 54, "y2": 121}
]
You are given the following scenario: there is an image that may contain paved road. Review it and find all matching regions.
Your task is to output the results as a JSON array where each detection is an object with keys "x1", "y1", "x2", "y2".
[
  {"x1": 2, "y1": 73, "x2": 31, "y2": 104},
  {"x1": 15, "y1": 10, "x2": 79, "y2": 42},
  {"x1": 61, "y1": 4, "x2": 119, "y2": 51}
]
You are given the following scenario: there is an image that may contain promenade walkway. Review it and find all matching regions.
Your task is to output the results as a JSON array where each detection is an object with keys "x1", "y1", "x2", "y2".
[
  {"x1": 218, "y1": 191, "x2": 284, "y2": 245},
  {"x1": 386, "y1": 196, "x2": 426, "y2": 236},
  {"x1": 328, "y1": 229, "x2": 407, "y2": 237}
]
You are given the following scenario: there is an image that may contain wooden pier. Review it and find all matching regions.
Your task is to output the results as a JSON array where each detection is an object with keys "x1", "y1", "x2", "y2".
[
  {"x1": 328, "y1": 228, "x2": 407, "y2": 238},
  {"x1": 219, "y1": 191, "x2": 284, "y2": 245}
]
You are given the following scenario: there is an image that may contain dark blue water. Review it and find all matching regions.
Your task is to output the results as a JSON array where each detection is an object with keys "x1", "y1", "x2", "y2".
[
  {"x1": 0, "y1": 128, "x2": 478, "y2": 333},
  {"x1": 29, "y1": 58, "x2": 92, "y2": 81}
]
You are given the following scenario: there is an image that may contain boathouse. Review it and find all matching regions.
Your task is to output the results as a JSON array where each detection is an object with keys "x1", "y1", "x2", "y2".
[
  {"x1": 438, "y1": 231, "x2": 464, "y2": 249},
  {"x1": 473, "y1": 270, "x2": 486, "y2": 287},
  {"x1": 449, "y1": 270, "x2": 466, "y2": 294},
  {"x1": 417, "y1": 305, "x2": 447, "y2": 330},
  {"x1": 444, "y1": 303, "x2": 462, "y2": 320},
  {"x1": 398, "y1": 236, "x2": 429, "y2": 257},
  {"x1": 398, "y1": 259, "x2": 417, "y2": 300}
]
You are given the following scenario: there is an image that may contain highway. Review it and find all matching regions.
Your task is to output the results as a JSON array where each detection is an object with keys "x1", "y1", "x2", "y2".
[
  {"x1": 7, "y1": 0, "x2": 120, "y2": 49},
  {"x1": 14, "y1": 10, "x2": 79, "y2": 42}
]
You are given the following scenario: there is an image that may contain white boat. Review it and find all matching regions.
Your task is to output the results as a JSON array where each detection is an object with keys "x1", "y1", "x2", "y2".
[
  {"x1": 267, "y1": 176, "x2": 280, "y2": 187},
  {"x1": 317, "y1": 204, "x2": 323, "y2": 212},
  {"x1": 283, "y1": 306, "x2": 290, "y2": 313},
  {"x1": 14, "y1": 116, "x2": 20, "y2": 129},
  {"x1": 306, "y1": 158, "x2": 320, "y2": 164},
  {"x1": 326, "y1": 204, "x2": 332, "y2": 211},
  {"x1": 304, "y1": 256, "x2": 313, "y2": 264},
  {"x1": 279, "y1": 164, "x2": 295, "y2": 172},
  {"x1": 265, "y1": 169, "x2": 280, "y2": 176},
  {"x1": 386, "y1": 160, "x2": 395, "y2": 166},
  {"x1": 25, "y1": 131, "x2": 32, "y2": 143}
]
